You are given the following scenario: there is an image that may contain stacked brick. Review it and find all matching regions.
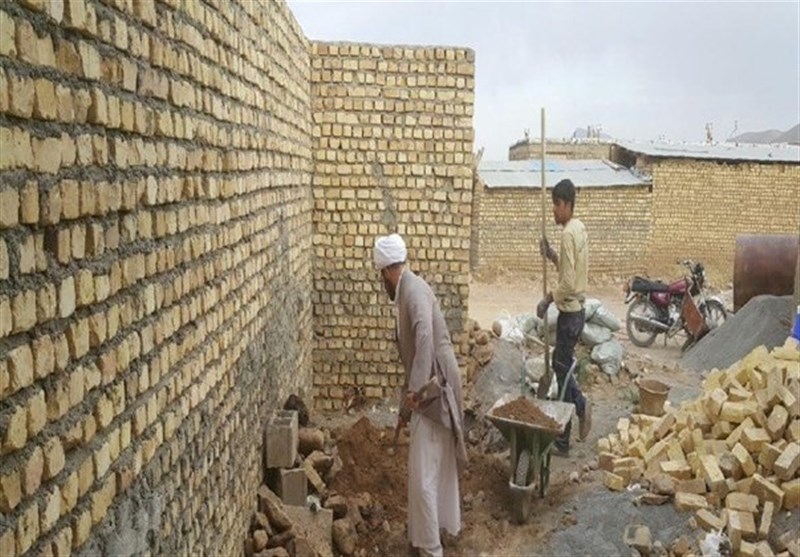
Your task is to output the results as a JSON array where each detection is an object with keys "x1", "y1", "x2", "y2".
[
  {"x1": 309, "y1": 42, "x2": 476, "y2": 409},
  {"x1": 0, "y1": 0, "x2": 313, "y2": 555},
  {"x1": 471, "y1": 182, "x2": 652, "y2": 278},
  {"x1": 647, "y1": 160, "x2": 800, "y2": 285},
  {"x1": 598, "y1": 341, "x2": 800, "y2": 555}
]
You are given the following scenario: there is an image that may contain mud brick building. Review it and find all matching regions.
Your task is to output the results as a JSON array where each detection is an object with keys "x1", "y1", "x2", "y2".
[
  {"x1": 0, "y1": 1, "x2": 473, "y2": 555},
  {"x1": 509, "y1": 138, "x2": 611, "y2": 161},
  {"x1": 471, "y1": 159, "x2": 652, "y2": 277}
]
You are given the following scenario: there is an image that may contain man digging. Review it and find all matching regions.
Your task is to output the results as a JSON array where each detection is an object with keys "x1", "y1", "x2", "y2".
[
  {"x1": 538, "y1": 179, "x2": 592, "y2": 456},
  {"x1": 374, "y1": 233, "x2": 467, "y2": 557}
]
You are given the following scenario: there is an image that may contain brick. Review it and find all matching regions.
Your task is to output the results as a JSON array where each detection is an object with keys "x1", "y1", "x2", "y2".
[
  {"x1": 8, "y1": 73, "x2": 34, "y2": 118},
  {"x1": 751, "y1": 473, "x2": 784, "y2": 509},
  {"x1": 88, "y1": 87, "x2": 107, "y2": 124},
  {"x1": 59, "y1": 276, "x2": 76, "y2": 318},
  {"x1": 0, "y1": 10, "x2": 16, "y2": 57},
  {"x1": 774, "y1": 442, "x2": 800, "y2": 481},
  {"x1": 0, "y1": 529, "x2": 11, "y2": 557},
  {"x1": 43, "y1": 436, "x2": 65, "y2": 479},
  {"x1": 23, "y1": 446, "x2": 44, "y2": 496},
  {"x1": 760, "y1": 443, "x2": 784, "y2": 473},
  {"x1": 9, "y1": 343, "x2": 34, "y2": 392},
  {"x1": 721, "y1": 401, "x2": 758, "y2": 424},
  {"x1": 12, "y1": 289, "x2": 37, "y2": 334},
  {"x1": 0, "y1": 468, "x2": 22, "y2": 512},
  {"x1": 19, "y1": 233, "x2": 36, "y2": 274},
  {"x1": 728, "y1": 510, "x2": 757, "y2": 544},
  {"x1": 2, "y1": 403, "x2": 27, "y2": 453},
  {"x1": 60, "y1": 471, "x2": 78, "y2": 513},
  {"x1": 34, "y1": 78, "x2": 57, "y2": 120},
  {"x1": 726, "y1": 492, "x2": 759, "y2": 513},
  {"x1": 27, "y1": 388, "x2": 47, "y2": 437},
  {"x1": 71, "y1": 508, "x2": 91, "y2": 549},
  {"x1": 32, "y1": 335, "x2": 55, "y2": 379},
  {"x1": 675, "y1": 491, "x2": 709, "y2": 511},
  {"x1": 787, "y1": 420, "x2": 800, "y2": 444},
  {"x1": 0, "y1": 188, "x2": 20, "y2": 228},
  {"x1": 660, "y1": 460, "x2": 693, "y2": 480},
  {"x1": 706, "y1": 388, "x2": 728, "y2": 418},
  {"x1": 743, "y1": 428, "x2": 772, "y2": 453},
  {"x1": 758, "y1": 500, "x2": 774, "y2": 540},
  {"x1": 265, "y1": 410, "x2": 299, "y2": 468},
  {"x1": 16, "y1": 502, "x2": 40, "y2": 555},
  {"x1": 94, "y1": 440, "x2": 111, "y2": 477},
  {"x1": 0, "y1": 239, "x2": 7, "y2": 280},
  {"x1": 19, "y1": 182, "x2": 39, "y2": 224},
  {"x1": 76, "y1": 269, "x2": 94, "y2": 306},
  {"x1": 783, "y1": 478, "x2": 800, "y2": 509},
  {"x1": 33, "y1": 136, "x2": 62, "y2": 174},
  {"x1": 695, "y1": 508, "x2": 725, "y2": 532}
]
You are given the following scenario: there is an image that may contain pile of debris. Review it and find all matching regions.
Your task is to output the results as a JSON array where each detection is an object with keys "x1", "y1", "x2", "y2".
[
  {"x1": 464, "y1": 318, "x2": 498, "y2": 382},
  {"x1": 245, "y1": 399, "x2": 373, "y2": 557},
  {"x1": 596, "y1": 340, "x2": 800, "y2": 556}
]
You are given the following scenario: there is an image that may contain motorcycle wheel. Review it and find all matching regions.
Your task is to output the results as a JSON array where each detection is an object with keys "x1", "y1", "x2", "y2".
[
  {"x1": 702, "y1": 299, "x2": 728, "y2": 330},
  {"x1": 626, "y1": 298, "x2": 660, "y2": 348}
]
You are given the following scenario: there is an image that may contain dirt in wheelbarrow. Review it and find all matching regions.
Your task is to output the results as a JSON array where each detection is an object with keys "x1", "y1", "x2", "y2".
[
  {"x1": 330, "y1": 415, "x2": 595, "y2": 556},
  {"x1": 492, "y1": 397, "x2": 562, "y2": 431}
]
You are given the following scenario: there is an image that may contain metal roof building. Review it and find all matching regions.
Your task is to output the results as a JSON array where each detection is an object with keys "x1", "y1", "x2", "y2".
[
  {"x1": 613, "y1": 140, "x2": 800, "y2": 164},
  {"x1": 477, "y1": 159, "x2": 650, "y2": 189}
]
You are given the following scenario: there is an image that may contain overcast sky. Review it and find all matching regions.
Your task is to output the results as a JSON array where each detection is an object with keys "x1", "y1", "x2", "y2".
[{"x1": 288, "y1": 1, "x2": 800, "y2": 160}]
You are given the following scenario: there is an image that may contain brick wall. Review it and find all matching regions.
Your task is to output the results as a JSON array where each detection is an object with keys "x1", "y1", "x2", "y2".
[
  {"x1": 647, "y1": 159, "x2": 800, "y2": 284},
  {"x1": 0, "y1": 1, "x2": 313, "y2": 555},
  {"x1": 309, "y1": 42, "x2": 475, "y2": 409},
  {"x1": 472, "y1": 181, "x2": 652, "y2": 278},
  {"x1": 509, "y1": 141, "x2": 611, "y2": 161}
]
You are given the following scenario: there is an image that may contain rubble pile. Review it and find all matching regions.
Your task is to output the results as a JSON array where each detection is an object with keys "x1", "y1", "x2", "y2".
[
  {"x1": 245, "y1": 402, "x2": 378, "y2": 557},
  {"x1": 464, "y1": 318, "x2": 497, "y2": 382},
  {"x1": 596, "y1": 340, "x2": 800, "y2": 556}
]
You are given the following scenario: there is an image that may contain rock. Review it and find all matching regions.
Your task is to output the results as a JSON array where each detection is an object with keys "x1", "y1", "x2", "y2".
[
  {"x1": 476, "y1": 330, "x2": 490, "y2": 345},
  {"x1": 332, "y1": 518, "x2": 358, "y2": 556},
  {"x1": 652, "y1": 540, "x2": 667, "y2": 557},
  {"x1": 254, "y1": 530, "x2": 269, "y2": 552},
  {"x1": 324, "y1": 495, "x2": 349, "y2": 519},
  {"x1": 294, "y1": 537, "x2": 317, "y2": 557},
  {"x1": 253, "y1": 512, "x2": 273, "y2": 535},
  {"x1": 641, "y1": 493, "x2": 670, "y2": 506},
  {"x1": 284, "y1": 394, "x2": 310, "y2": 427},
  {"x1": 306, "y1": 451, "x2": 334, "y2": 474},
  {"x1": 651, "y1": 474, "x2": 675, "y2": 496},
  {"x1": 303, "y1": 460, "x2": 328, "y2": 495},
  {"x1": 492, "y1": 321, "x2": 502, "y2": 337},
  {"x1": 263, "y1": 549, "x2": 290, "y2": 557},
  {"x1": 569, "y1": 471, "x2": 580, "y2": 483},
  {"x1": 525, "y1": 356, "x2": 546, "y2": 383},
  {"x1": 671, "y1": 535, "x2": 692, "y2": 557},
  {"x1": 623, "y1": 525, "x2": 652, "y2": 556},
  {"x1": 258, "y1": 486, "x2": 293, "y2": 532},
  {"x1": 298, "y1": 428, "x2": 325, "y2": 456},
  {"x1": 474, "y1": 343, "x2": 494, "y2": 366},
  {"x1": 283, "y1": 505, "x2": 334, "y2": 557},
  {"x1": 352, "y1": 492, "x2": 372, "y2": 517},
  {"x1": 266, "y1": 529, "x2": 295, "y2": 549}
]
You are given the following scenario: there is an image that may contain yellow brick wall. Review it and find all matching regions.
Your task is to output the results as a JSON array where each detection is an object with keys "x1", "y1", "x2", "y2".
[
  {"x1": 472, "y1": 182, "x2": 652, "y2": 278},
  {"x1": 0, "y1": 1, "x2": 313, "y2": 555},
  {"x1": 310, "y1": 42, "x2": 475, "y2": 409},
  {"x1": 647, "y1": 159, "x2": 800, "y2": 285},
  {"x1": 509, "y1": 141, "x2": 611, "y2": 161}
]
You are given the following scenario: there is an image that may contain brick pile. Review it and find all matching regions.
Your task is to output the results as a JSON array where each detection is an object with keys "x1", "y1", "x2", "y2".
[
  {"x1": 0, "y1": 0, "x2": 313, "y2": 555},
  {"x1": 309, "y1": 42, "x2": 475, "y2": 409},
  {"x1": 597, "y1": 340, "x2": 800, "y2": 555}
]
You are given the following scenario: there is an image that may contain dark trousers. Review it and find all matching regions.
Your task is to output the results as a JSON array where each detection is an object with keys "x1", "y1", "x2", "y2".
[{"x1": 552, "y1": 309, "x2": 586, "y2": 449}]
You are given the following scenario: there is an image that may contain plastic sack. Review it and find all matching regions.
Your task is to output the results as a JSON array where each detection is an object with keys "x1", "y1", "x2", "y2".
[
  {"x1": 583, "y1": 298, "x2": 602, "y2": 321},
  {"x1": 581, "y1": 322, "x2": 613, "y2": 346},
  {"x1": 591, "y1": 338, "x2": 624, "y2": 376},
  {"x1": 589, "y1": 305, "x2": 622, "y2": 332},
  {"x1": 537, "y1": 304, "x2": 559, "y2": 345}
]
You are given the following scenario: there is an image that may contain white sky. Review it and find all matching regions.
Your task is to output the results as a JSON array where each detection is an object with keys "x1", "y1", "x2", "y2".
[{"x1": 288, "y1": 0, "x2": 800, "y2": 160}]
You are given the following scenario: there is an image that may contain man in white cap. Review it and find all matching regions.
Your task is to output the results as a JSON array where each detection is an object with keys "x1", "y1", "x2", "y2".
[{"x1": 374, "y1": 233, "x2": 466, "y2": 557}]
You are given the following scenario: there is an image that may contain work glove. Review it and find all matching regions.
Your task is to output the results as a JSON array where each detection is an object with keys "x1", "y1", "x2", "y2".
[
  {"x1": 536, "y1": 295, "x2": 552, "y2": 319},
  {"x1": 539, "y1": 237, "x2": 557, "y2": 264}
]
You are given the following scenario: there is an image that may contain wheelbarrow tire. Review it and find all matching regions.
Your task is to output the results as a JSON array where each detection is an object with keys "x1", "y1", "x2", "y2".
[
  {"x1": 539, "y1": 450, "x2": 551, "y2": 497},
  {"x1": 515, "y1": 449, "x2": 530, "y2": 486}
]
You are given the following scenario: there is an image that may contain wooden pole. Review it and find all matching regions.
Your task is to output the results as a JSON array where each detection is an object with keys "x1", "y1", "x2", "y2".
[{"x1": 537, "y1": 108, "x2": 551, "y2": 399}]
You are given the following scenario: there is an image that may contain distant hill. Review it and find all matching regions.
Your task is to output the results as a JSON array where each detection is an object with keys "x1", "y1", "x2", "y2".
[{"x1": 729, "y1": 124, "x2": 799, "y2": 144}]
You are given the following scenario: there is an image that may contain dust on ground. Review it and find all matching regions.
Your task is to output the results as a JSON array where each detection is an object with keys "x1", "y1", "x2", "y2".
[{"x1": 322, "y1": 276, "x2": 708, "y2": 556}]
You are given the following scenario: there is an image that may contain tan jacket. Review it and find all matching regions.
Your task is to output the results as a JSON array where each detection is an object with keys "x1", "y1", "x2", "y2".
[
  {"x1": 396, "y1": 269, "x2": 467, "y2": 465},
  {"x1": 554, "y1": 218, "x2": 588, "y2": 313}
]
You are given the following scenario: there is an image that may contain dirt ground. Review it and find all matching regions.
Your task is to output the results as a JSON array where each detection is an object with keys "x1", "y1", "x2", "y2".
[{"x1": 322, "y1": 276, "x2": 708, "y2": 556}]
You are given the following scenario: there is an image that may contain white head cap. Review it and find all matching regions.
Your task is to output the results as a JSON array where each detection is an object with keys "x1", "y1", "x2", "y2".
[{"x1": 373, "y1": 233, "x2": 407, "y2": 270}]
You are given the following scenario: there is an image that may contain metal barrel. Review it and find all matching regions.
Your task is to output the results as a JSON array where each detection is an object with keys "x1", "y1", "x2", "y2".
[{"x1": 733, "y1": 234, "x2": 799, "y2": 311}]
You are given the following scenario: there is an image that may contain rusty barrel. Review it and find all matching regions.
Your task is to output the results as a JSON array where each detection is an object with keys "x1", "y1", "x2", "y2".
[{"x1": 734, "y1": 234, "x2": 799, "y2": 312}]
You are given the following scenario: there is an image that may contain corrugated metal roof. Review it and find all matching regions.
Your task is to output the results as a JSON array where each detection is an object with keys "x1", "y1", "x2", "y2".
[
  {"x1": 478, "y1": 159, "x2": 650, "y2": 189},
  {"x1": 615, "y1": 140, "x2": 800, "y2": 163}
]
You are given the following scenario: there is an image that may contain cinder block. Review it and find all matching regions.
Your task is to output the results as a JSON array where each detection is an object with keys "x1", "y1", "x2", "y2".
[
  {"x1": 269, "y1": 467, "x2": 308, "y2": 506},
  {"x1": 265, "y1": 410, "x2": 298, "y2": 468}
]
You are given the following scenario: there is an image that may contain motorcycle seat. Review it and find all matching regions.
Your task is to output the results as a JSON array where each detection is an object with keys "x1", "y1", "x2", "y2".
[{"x1": 631, "y1": 276, "x2": 669, "y2": 293}]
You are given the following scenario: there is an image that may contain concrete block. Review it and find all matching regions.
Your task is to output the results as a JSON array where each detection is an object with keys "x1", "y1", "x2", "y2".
[
  {"x1": 271, "y1": 467, "x2": 307, "y2": 506},
  {"x1": 265, "y1": 410, "x2": 298, "y2": 469},
  {"x1": 283, "y1": 505, "x2": 333, "y2": 557}
]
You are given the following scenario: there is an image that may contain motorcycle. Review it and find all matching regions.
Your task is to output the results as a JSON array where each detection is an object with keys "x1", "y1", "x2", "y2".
[{"x1": 623, "y1": 260, "x2": 728, "y2": 350}]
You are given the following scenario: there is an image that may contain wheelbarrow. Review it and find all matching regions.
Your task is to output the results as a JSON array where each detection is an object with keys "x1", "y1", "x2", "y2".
[{"x1": 486, "y1": 393, "x2": 574, "y2": 523}]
